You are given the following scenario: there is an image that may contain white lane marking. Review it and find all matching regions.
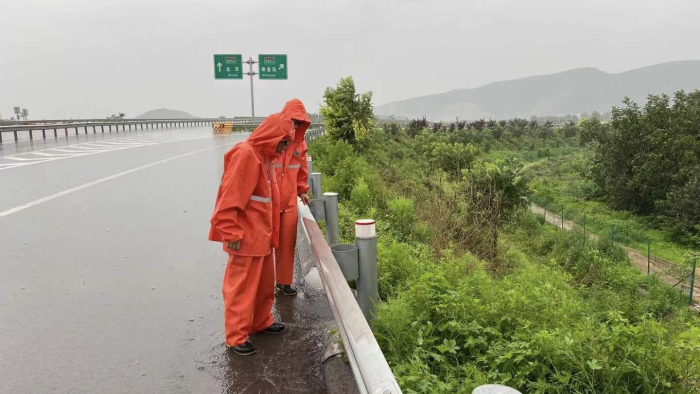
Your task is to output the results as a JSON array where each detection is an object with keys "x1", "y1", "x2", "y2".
[
  {"x1": 0, "y1": 142, "x2": 233, "y2": 218},
  {"x1": 0, "y1": 132, "x2": 213, "y2": 171},
  {"x1": 32, "y1": 151, "x2": 80, "y2": 157},
  {"x1": 4, "y1": 156, "x2": 49, "y2": 161},
  {"x1": 61, "y1": 145, "x2": 123, "y2": 151}
]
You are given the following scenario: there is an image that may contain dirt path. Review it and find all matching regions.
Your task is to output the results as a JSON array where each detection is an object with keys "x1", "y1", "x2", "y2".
[{"x1": 530, "y1": 203, "x2": 700, "y2": 305}]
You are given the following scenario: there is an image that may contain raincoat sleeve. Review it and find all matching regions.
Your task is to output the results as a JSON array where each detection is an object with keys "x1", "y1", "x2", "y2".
[
  {"x1": 296, "y1": 140, "x2": 310, "y2": 195},
  {"x1": 211, "y1": 150, "x2": 259, "y2": 242}
]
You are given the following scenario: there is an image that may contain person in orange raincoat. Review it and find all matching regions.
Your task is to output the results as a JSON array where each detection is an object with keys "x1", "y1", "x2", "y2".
[
  {"x1": 273, "y1": 99, "x2": 311, "y2": 296},
  {"x1": 209, "y1": 113, "x2": 294, "y2": 356}
]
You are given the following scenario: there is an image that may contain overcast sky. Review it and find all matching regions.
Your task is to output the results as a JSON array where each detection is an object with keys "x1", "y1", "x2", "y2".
[{"x1": 1, "y1": 0, "x2": 699, "y2": 119}]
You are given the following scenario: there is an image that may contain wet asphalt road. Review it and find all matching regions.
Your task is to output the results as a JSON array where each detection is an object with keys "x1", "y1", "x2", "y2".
[{"x1": 0, "y1": 127, "x2": 332, "y2": 393}]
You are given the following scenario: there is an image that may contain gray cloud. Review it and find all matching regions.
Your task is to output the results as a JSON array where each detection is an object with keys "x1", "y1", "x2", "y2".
[{"x1": 1, "y1": 0, "x2": 699, "y2": 119}]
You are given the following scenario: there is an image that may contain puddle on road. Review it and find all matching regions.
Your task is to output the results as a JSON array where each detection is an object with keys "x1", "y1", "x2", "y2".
[{"x1": 195, "y1": 281, "x2": 332, "y2": 394}]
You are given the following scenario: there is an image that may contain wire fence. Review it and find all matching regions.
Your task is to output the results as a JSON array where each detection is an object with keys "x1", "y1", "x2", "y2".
[{"x1": 529, "y1": 193, "x2": 699, "y2": 305}]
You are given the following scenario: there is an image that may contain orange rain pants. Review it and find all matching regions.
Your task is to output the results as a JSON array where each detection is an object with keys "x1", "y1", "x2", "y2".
[
  {"x1": 222, "y1": 253, "x2": 276, "y2": 346},
  {"x1": 275, "y1": 210, "x2": 298, "y2": 285}
]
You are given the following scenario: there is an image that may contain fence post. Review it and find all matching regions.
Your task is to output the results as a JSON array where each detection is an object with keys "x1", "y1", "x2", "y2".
[
  {"x1": 647, "y1": 239, "x2": 651, "y2": 275},
  {"x1": 689, "y1": 257, "x2": 697, "y2": 305},
  {"x1": 544, "y1": 198, "x2": 548, "y2": 222},
  {"x1": 356, "y1": 219, "x2": 378, "y2": 319},
  {"x1": 561, "y1": 205, "x2": 564, "y2": 230}
]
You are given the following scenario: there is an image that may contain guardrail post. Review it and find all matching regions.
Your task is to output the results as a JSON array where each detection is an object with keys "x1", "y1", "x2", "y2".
[
  {"x1": 324, "y1": 192, "x2": 340, "y2": 246},
  {"x1": 14, "y1": 130, "x2": 18, "y2": 142},
  {"x1": 310, "y1": 172, "x2": 322, "y2": 199},
  {"x1": 356, "y1": 219, "x2": 378, "y2": 319},
  {"x1": 308, "y1": 173, "x2": 325, "y2": 220},
  {"x1": 307, "y1": 155, "x2": 314, "y2": 177},
  {"x1": 29, "y1": 130, "x2": 33, "y2": 140},
  {"x1": 42, "y1": 129, "x2": 46, "y2": 139}
]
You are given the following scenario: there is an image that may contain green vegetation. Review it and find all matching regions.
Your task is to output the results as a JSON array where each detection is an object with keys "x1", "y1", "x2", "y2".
[
  {"x1": 524, "y1": 91, "x2": 700, "y2": 268},
  {"x1": 581, "y1": 91, "x2": 700, "y2": 249},
  {"x1": 308, "y1": 127, "x2": 699, "y2": 394},
  {"x1": 320, "y1": 76, "x2": 374, "y2": 145},
  {"x1": 310, "y1": 81, "x2": 700, "y2": 392},
  {"x1": 527, "y1": 152, "x2": 697, "y2": 266}
]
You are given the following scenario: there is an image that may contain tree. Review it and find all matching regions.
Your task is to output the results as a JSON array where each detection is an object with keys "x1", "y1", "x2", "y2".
[
  {"x1": 428, "y1": 142, "x2": 478, "y2": 180},
  {"x1": 407, "y1": 117, "x2": 429, "y2": 137},
  {"x1": 491, "y1": 125, "x2": 504, "y2": 141},
  {"x1": 585, "y1": 90, "x2": 700, "y2": 243},
  {"x1": 667, "y1": 172, "x2": 700, "y2": 247},
  {"x1": 320, "y1": 76, "x2": 374, "y2": 145},
  {"x1": 457, "y1": 158, "x2": 530, "y2": 261},
  {"x1": 561, "y1": 120, "x2": 579, "y2": 138},
  {"x1": 578, "y1": 117, "x2": 610, "y2": 145},
  {"x1": 537, "y1": 121, "x2": 554, "y2": 140}
]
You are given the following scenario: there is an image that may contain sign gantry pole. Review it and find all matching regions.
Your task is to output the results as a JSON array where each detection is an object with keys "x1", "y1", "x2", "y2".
[{"x1": 244, "y1": 57, "x2": 258, "y2": 118}]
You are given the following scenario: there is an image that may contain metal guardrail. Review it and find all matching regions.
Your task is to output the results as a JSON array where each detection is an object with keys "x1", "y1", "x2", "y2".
[
  {"x1": 0, "y1": 118, "x2": 324, "y2": 143},
  {"x1": 297, "y1": 200, "x2": 402, "y2": 394},
  {"x1": 0, "y1": 112, "x2": 409, "y2": 143},
  {"x1": 0, "y1": 117, "x2": 250, "y2": 126},
  {"x1": 0, "y1": 119, "x2": 216, "y2": 143},
  {"x1": 305, "y1": 127, "x2": 324, "y2": 143}
]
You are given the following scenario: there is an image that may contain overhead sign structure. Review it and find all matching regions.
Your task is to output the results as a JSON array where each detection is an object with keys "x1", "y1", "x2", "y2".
[
  {"x1": 258, "y1": 54, "x2": 288, "y2": 80},
  {"x1": 214, "y1": 53, "x2": 288, "y2": 117},
  {"x1": 213, "y1": 54, "x2": 243, "y2": 79}
]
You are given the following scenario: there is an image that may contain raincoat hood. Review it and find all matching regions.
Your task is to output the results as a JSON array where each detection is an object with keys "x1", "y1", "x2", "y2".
[
  {"x1": 246, "y1": 113, "x2": 294, "y2": 158},
  {"x1": 280, "y1": 98, "x2": 310, "y2": 143}
]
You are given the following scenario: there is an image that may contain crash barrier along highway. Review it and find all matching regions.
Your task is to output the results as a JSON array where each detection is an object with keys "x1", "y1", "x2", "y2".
[
  {"x1": 297, "y1": 191, "x2": 401, "y2": 394},
  {"x1": 0, "y1": 118, "x2": 219, "y2": 143},
  {"x1": 0, "y1": 117, "x2": 324, "y2": 143}
]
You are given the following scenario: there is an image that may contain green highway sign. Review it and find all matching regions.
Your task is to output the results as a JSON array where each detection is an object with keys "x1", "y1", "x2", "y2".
[
  {"x1": 214, "y1": 54, "x2": 243, "y2": 79},
  {"x1": 258, "y1": 54, "x2": 288, "y2": 80}
]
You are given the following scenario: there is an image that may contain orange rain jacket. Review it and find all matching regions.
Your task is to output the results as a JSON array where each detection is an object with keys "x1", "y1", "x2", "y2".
[
  {"x1": 273, "y1": 99, "x2": 311, "y2": 212},
  {"x1": 209, "y1": 114, "x2": 294, "y2": 256}
]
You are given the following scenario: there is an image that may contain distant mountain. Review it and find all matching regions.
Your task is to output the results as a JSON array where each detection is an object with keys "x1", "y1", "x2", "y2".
[
  {"x1": 136, "y1": 109, "x2": 198, "y2": 119},
  {"x1": 376, "y1": 60, "x2": 700, "y2": 121}
]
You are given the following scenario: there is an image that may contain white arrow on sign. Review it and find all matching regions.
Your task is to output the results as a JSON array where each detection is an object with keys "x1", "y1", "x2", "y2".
[
  {"x1": 217, "y1": 62, "x2": 222, "y2": 72},
  {"x1": 279, "y1": 64, "x2": 285, "y2": 70}
]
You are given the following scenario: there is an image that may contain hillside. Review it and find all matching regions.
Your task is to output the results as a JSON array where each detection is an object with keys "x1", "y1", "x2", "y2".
[
  {"x1": 375, "y1": 60, "x2": 700, "y2": 120},
  {"x1": 135, "y1": 109, "x2": 198, "y2": 119}
]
